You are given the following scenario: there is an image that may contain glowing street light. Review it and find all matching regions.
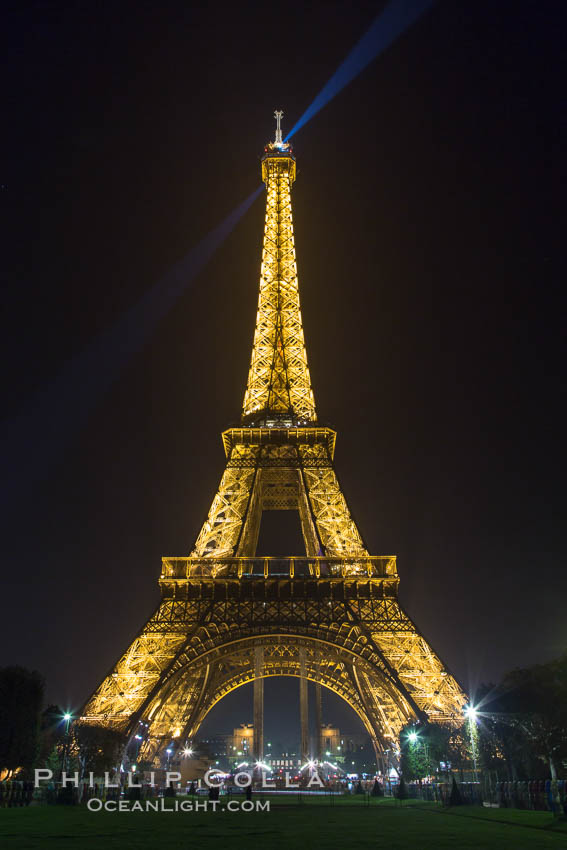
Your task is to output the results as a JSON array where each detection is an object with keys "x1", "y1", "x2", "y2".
[
  {"x1": 62, "y1": 712, "x2": 73, "y2": 774},
  {"x1": 182, "y1": 747, "x2": 194, "y2": 758},
  {"x1": 464, "y1": 705, "x2": 478, "y2": 722},
  {"x1": 408, "y1": 731, "x2": 419, "y2": 744},
  {"x1": 464, "y1": 706, "x2": 479, "y2": 782}
]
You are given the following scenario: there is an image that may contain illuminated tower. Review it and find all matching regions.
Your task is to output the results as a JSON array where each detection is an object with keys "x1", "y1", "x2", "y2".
[{"x1": 81, "y1": 113, "x2": 466, "y2": 767}]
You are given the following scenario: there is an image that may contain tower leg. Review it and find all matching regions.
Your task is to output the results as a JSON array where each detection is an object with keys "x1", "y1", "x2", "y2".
[
  {"x1": 253, "y1": 647, "x2": 264, "y2": 763},
  {"x1": 299, "y1": 648, "x2": 309, "y2": 762},
  {"x1": 315, "y1": 682, "x2": 322, "y2": 761}
]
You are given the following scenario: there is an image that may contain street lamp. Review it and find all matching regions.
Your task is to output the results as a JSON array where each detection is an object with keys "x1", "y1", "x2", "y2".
[
  {"x1": 464, "y1": 705, "x2": 478, "y2": 722},
  {"x1": 408, "y1": 731, "x2": 418, "y2": 744},
  {"x1": 464, "y1": 705, "x2": 479, "y2": 782},
  {"x1": 62, "y1": 712, "x2": 73, "y2": 774}
]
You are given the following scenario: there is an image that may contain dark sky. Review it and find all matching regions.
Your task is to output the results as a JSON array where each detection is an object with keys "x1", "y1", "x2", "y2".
[{"x1": 2, "y1": 0, "x2": 564, "y2": 744}]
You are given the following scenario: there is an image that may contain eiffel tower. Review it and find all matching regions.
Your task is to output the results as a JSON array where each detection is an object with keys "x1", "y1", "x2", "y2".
[{"x1": 81, "y1": 112, "x2": 466, "y2": 768}]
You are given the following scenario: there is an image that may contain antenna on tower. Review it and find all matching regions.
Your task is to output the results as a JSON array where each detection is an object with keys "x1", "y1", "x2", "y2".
[{"x1": 274, "y1": 110, "x2": 283, "y2": 146}]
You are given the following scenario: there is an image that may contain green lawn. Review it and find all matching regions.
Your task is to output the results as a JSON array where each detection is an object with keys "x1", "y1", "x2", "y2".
[{"x1": 0, "y1": 797, "x2": 565, "y2": 849}]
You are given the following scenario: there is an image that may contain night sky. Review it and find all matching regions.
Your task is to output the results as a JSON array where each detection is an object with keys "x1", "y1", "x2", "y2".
[{"x1": 2, "y1": 0, "x2": 564, "y2": 745}]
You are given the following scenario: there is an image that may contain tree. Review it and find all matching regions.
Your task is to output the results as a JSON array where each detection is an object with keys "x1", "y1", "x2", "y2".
[
  {"x1": 38, "y1": 705, "x2": 66, "y2": 769},
  {"x1": 474, "y1": 684, "x2": 536, "y2": 780},
  {"x1": 428, "y1": 723, "x2": 472, "y2": 779},
  {"x1": 400, "y1": 726, "x2": 430, "y2": 780},
  {"x1": 45, "y1": 746, "x2": 62, "y2": 776},
  {"x1": 499, "y1": 656, "x2": 567, "y2": 779},
  {"x1": 0, "y1": 666, "x2": 44, "y2": 777},
  {"x1": 400, "y1": 722, "x2": 468, "y2": 781},
  {"x1": 477, "y1": 655, "x2": 567, "y2": 780},
  {"x1": 74, "y1": 724, "x2": 124, "y2": 778}
]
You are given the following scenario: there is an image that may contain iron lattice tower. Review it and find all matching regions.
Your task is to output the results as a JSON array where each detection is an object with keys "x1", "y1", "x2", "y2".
[{"x1": 81, "y1": 114, "x2": 466, "y2": 767}]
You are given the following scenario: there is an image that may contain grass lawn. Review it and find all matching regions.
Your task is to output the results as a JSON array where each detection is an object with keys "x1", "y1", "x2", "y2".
[{"x1": 0, "y1": 797, "x2": 565, "y2": 849}]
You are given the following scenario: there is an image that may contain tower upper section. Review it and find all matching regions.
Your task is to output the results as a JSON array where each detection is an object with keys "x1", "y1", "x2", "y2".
[{"x1": 242, "y1": 112, "x2": 316, "y2": 425}]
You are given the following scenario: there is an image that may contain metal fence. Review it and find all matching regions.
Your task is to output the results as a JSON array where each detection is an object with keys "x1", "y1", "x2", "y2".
[
  {"x1": 404, "y1": 779, "x2": 566, "y2": 813},
  {"x1": 1, "y1": 777, "x2": 565, "y2": 813}
]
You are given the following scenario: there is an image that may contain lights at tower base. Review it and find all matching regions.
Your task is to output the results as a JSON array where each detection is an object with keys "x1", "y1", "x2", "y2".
[
  {"x1": 464, "y1": 705, "x2": 478, "y2": 722},
  {"x1": 407, "y1": 731, "x2": 419, "y2": 743}
]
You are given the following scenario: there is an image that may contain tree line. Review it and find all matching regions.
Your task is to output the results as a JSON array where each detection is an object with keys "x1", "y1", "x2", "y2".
[
  {"x1": 0, "y1": 667, "x2": 122, "y2": 781},
  {"x1": 400, "y1": 653, "x2": 567, "y2": 782}
]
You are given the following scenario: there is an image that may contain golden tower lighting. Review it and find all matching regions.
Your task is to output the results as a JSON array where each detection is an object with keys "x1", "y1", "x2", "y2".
[{"x1": 80, "y1": 113, "x2": 466, "y2": 768}]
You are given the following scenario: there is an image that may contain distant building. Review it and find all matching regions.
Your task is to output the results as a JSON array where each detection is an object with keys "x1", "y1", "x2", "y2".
[
  {"x1": 318, "y1": 724, "x2": 371, "y2": 766},
  {"x1": 231, "y1": 723, "x2": 254, "y2": 756},
  {"x1": 209, "y1": 723, "x2": 255, "y2": 768},
  {"x1": 265, "y1": 752, "x2": 301, "y2": 772},
  {"x1": 193, "y1": 721, "x2": 370, "y2": 774},
  {"x1": 343, "y1": 733, "x2": 370, "y2": 752},
  {"x1": 195, "y1": 733, "x2": 231, "y2": 760},
  {"x1": 319, "y1": 724, "x2": 341, "y2": 754}
]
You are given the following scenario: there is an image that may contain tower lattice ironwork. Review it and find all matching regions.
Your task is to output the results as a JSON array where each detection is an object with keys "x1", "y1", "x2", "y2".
[{"x1": 81, "y1": 114, "x2": 466, "y2": 767}]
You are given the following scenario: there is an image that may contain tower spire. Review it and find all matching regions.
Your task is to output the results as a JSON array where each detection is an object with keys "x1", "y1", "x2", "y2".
[
  {"x1": 242, "y1": 113, "x2": 316, "y2": 424},
  {"x1": 274, "y1": 109, "x2": 283, "y2": 145}
]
